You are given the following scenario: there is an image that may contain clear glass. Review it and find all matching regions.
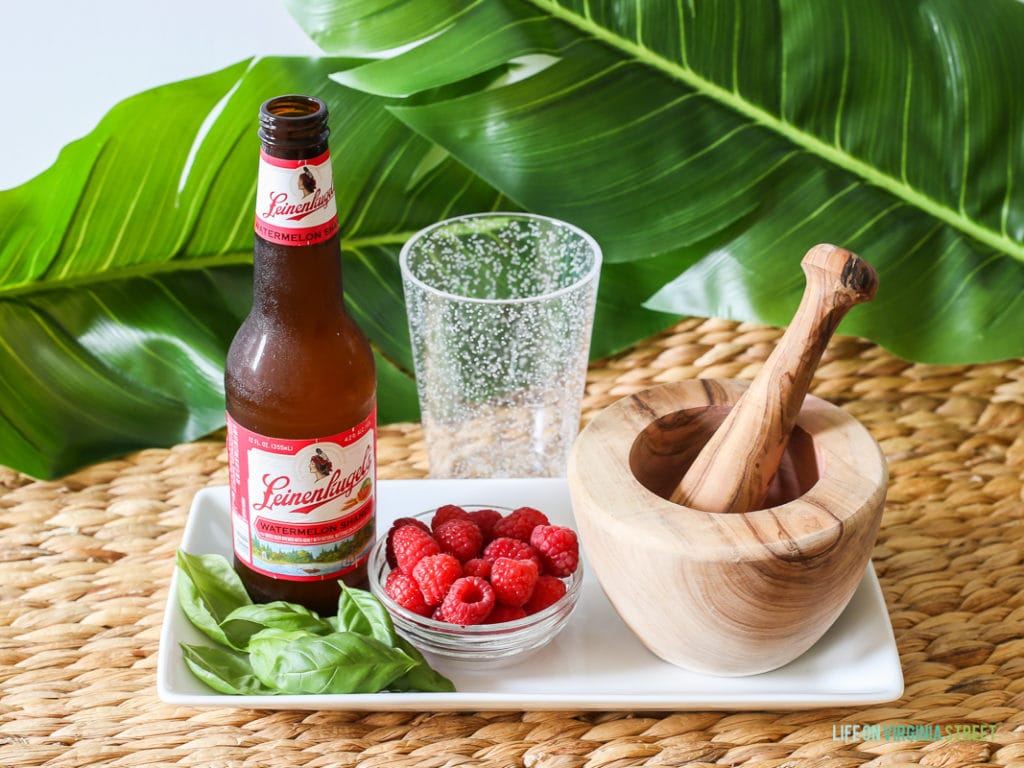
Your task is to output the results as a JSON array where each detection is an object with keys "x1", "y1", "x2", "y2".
[
  {"x1": 400, "y1": 213, "x2": 601, "y2": 478},
  {"x1": 367, "y1": 507, "x2": 583, "y2": 667}
]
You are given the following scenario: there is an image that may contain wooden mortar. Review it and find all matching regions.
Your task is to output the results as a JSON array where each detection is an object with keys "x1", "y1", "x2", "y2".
[{"x1": 567, "y1": 245, "x2": 887, "y2": 675}]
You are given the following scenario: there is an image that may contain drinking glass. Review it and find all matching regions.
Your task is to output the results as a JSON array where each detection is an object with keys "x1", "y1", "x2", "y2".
[{"x1": 400, "y1": 213, "x2": 601, "y2": 478}]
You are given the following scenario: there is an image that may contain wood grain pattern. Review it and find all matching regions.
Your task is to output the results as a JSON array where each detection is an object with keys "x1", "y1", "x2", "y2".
[
  {"x1": 567, "y1": 378, "x2": 888, "y2": 675},
  {"x1": 669, "y1": 244, "x2": 878, "y2": 513}
]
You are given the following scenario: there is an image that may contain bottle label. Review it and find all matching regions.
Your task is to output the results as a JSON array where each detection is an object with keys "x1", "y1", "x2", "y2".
[
  {"x1": 227, "y1": 409, "x2": 376, "y2": 582},
  {"x1": 254, "y1": 149, "x2": 338, "y2": 246}
]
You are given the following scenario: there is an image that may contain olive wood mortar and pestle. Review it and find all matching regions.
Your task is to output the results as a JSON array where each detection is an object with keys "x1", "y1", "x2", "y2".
[{"x1": 568, "y1": 244, "x2": 888, "y2": 676}]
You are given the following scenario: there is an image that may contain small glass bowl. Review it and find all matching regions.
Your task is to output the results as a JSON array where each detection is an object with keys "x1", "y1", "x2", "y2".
[{"x1": 367, "y1": 506, "x2": 583, "y2": 667}]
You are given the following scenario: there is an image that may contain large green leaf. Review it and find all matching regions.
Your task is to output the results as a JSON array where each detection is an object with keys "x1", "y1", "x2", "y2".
[
  {"x1": 0, "y1": 57, "x2": 513, "y2": 478},
  {"x1": 288, "y1": 0, "x2": 1024, "y2": 364},
  {"x1": 5, "y1": 0, "x2": 1023, "y2": 478},
  {"x1": 0, "y1": 55, "x2": 668, "y2": 479}
]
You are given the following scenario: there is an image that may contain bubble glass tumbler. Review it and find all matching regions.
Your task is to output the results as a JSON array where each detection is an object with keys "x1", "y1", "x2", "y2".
[{"x1": 400, "y1": 213, "x2": 601, "y2": 478}]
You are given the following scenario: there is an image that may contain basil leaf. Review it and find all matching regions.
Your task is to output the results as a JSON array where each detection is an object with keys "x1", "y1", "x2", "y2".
[
  {"x1": 248, "y1": 628, "x2": 417, "y2": 695},
  {"x1": 336, "y1": 583, "x2": 397, "y2": 646},
  {"x1": 335, "y1": 585, "x2": 454, "y2": 692},
  {"x1": 389, "y1": 635, "x2": 456, "y2": 693},
  {"x1": 180, "y1": 644, "x2": 275, "y2": 696},
  {"x1": 176, "y1": 550, "x2": 252, "y2": 648},
  {"x1": 221, "y1": 601, "x2": 334, "y2": 651}
]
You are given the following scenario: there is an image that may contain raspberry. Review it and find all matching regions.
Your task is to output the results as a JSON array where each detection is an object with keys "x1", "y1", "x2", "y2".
[
  {"x1": 384, "y1": 501, "x2": 579, "y2": 627},
  {"x1": 529, "y1": 525, "x2": 580, "y2": 577},
  {"x1": 412, "y1": 553, "x2": 462, "y2": 606},
  {"x1": 463, "y1": 557, "x2": 491, "y2": 579},
  {"x1": 431, "y1": 504, "x2": 472, "y2": 531},
  {"x1": 523, "y1": 574, "x2": 567, "y2": 614},
  {"x1": 390, "y1": 524, "x2": 440, "y2": 573},
  {"x1": 384, "y1": 569, "x2": 431, "y2": 617},
  {"x1": 485, "y1": 603, "x2": 527, "y2": 624},
  {"x1": 489, "y1": 557, "x2": 539, "y2": 607},
  {"x1": 441, "y1": 576, "x2": 495, "y2": 626},
  {"x1": 385, "y1": 517, "x2": 431, "y2": 568},
  {"x1": 434, "y1": 518, "x2": 483, "y2": 562},
  {"x1": 393, "y1": 516, "x2": 430, "y2": 533},
  {"x1": 467, "y1": 508, "x2": 502, "y2": 542},
  {"x1": 492, "y1": 506, "x2": 550, "y2": 542},
  {"x1": 483, "y1": 537, "x2": 542, "y2": 570}
]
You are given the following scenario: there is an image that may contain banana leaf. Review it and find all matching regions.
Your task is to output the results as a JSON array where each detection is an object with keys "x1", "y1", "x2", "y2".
[
  {"x1": 289, "y1": 0, "x2": 1024, "y2": 365},
  {"x1": 0, "y1": 56, "x2": 670, "y2": 479},
  {"x1": 0, "y1": 58, "x2": 488, "y2": 478},
  {"x1": 4, "y1": 0, "x2": 1024, "y2": 479}
]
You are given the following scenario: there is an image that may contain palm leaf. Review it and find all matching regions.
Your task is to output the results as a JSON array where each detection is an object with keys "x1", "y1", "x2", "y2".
[{"x1": 289, "y1": 0, "x2": 1024, "y2": 364}]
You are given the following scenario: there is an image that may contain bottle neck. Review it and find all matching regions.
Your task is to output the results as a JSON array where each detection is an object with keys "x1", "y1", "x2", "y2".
[
  {"x1": 250, "y1": 95, "x2": 345, "y2": 319},
  {"x1": 251, "y1": 234, "x2": 345, "y2": 316}
]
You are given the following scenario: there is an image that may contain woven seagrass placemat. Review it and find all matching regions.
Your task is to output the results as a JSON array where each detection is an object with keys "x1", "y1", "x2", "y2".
[{"x1": 2, "y1": 317, "x2": 1023, "y2": 768}]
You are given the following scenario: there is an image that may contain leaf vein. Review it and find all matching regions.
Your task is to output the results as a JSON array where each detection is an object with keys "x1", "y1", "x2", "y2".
[{"x1": 524, "y1": 0, "x2": 1023, "y2": 261}]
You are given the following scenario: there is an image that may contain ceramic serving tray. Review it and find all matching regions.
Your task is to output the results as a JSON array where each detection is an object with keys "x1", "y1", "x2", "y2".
[{"x1": 157, "y1": 478, "x2": 903, "y2": 711}]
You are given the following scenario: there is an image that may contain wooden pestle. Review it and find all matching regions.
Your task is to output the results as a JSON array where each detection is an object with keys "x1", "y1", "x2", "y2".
[{"x1": 669, "y1": 244, "x2": 878, "y2": 513}]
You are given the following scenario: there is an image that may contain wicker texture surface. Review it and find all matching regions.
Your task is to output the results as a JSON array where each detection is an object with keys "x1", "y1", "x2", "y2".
[{"x1": 2, "y1": 317, "x2": 1023, "y2": 767}]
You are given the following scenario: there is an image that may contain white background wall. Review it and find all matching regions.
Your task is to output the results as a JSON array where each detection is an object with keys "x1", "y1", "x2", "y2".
[{"x1": 0, "y1": 0, "x2": 321, "y2": 190}]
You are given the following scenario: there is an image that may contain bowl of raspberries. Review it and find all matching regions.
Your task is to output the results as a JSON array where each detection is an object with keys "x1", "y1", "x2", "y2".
[{"x1": 367, "y1": 503, "x2": 584, "y2": 665}]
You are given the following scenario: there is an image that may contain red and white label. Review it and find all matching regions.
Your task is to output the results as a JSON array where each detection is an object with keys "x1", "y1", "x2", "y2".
[
  {"x1": 227, "y1": 409, "x2": 376, "y2": 582},
  {"x1": 254, "y1": 149, "x2": 338, "y2": 246}
]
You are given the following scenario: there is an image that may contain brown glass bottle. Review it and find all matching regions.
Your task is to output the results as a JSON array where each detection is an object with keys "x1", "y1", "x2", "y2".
[{"x1": 225, "y1": 95, "x2": 377, "y2": 616}]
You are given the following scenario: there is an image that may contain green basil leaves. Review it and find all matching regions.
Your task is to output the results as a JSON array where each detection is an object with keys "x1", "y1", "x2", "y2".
[
  {"x1": 175, "y1": 549, "x2": 455, "y2": 695},
  {"x1": 248, "y1": 629, "x2": 417, "y2": 695},
  {"x1": 175, "y1": 550, "x2": 254, "y2": 649}
]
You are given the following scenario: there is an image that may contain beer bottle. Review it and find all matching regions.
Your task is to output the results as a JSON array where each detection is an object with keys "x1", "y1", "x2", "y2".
[{"x1": 225, "y1": 94, "x2": 377, "y2": 615}]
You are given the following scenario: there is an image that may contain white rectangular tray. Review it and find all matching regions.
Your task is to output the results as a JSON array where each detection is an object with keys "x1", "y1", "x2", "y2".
[{"x1": 157, "y1": 478, "x2": 903, "y2": 710}]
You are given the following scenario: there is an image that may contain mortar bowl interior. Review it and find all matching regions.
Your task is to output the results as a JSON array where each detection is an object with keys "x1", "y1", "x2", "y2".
[{"x1": 628, "y1": 403, "x2": 820, "y2": 508}]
